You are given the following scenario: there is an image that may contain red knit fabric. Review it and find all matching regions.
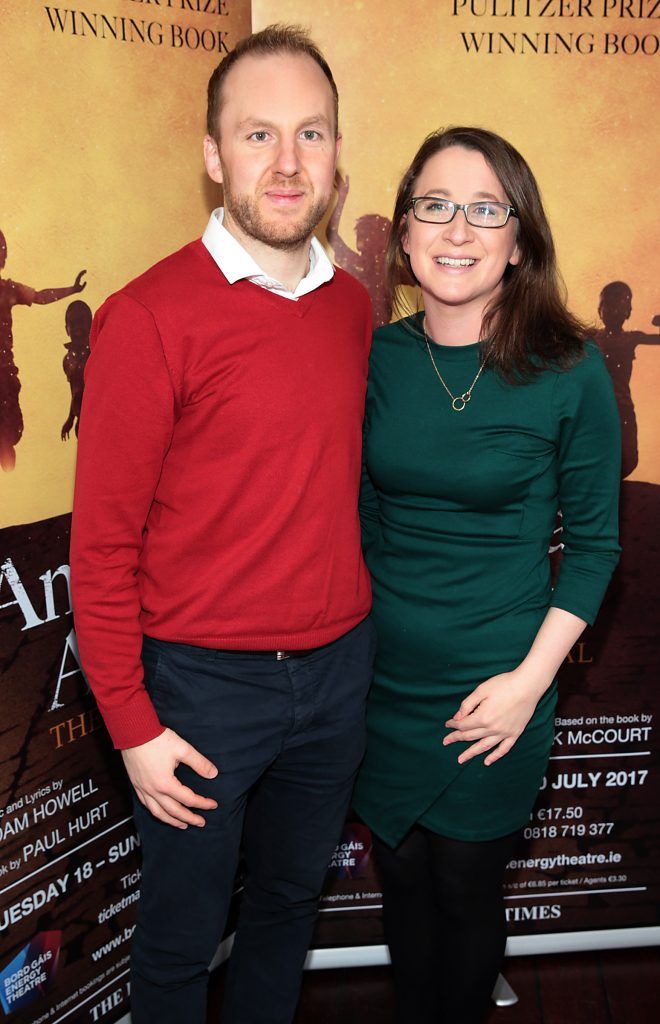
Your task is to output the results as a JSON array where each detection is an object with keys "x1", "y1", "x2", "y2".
[{"x1": 71, "y1": 240, "x2": 372, "y2": 750}]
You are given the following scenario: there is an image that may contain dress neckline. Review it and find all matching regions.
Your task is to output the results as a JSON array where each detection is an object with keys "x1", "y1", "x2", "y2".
[{"x1": 408, "y1": 315, "x2": 482, "y2": 363}]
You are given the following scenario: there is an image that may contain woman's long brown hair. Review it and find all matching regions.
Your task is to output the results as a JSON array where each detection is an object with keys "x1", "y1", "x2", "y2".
[{"x1": 386, "y1": 126, "x2": 589, "y2": 382}]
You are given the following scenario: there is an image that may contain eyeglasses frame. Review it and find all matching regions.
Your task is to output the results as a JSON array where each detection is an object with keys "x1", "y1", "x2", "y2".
[{"x1": 408, "y1": 196, "x2": 518, "y2": 229}]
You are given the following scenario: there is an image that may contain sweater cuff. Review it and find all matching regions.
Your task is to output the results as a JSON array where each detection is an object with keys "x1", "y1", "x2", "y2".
[{"x1": 97, "y1": 690, "x2": 166, "y2": 750}]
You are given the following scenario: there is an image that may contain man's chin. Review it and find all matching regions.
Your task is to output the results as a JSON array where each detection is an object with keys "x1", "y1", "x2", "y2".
[
  {"x1": 254, "y1": 203, "x2": 328, "y2": 249},
  {"x1": 227, "y1": 195, "x2": 330, "y2": 251},
  {"x1": 255, "y1": 223, "x2": 317, "y2": 251}
]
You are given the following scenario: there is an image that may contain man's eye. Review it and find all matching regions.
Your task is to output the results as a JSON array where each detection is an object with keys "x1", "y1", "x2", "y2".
[
  {"x1": 300, "y1": 130, "x2": 320, "y2": 141},
  {"x1": 249, "y1": 131, "x2": 269, "y2": 142}
]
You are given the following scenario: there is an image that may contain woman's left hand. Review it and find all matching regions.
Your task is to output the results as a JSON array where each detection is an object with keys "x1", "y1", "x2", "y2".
[{"x1": 443, "y1": 669, "x2": 548, "y2": 766}]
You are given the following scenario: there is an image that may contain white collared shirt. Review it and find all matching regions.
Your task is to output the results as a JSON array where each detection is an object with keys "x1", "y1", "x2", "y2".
[{"x1": 201, "y1": 207, "x2": 334, "y2": 301}]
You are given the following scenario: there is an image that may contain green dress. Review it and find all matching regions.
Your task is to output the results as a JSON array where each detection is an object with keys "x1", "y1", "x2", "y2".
[{"x1": 353, "y1": 317, "x2": 621, "y2": 846}]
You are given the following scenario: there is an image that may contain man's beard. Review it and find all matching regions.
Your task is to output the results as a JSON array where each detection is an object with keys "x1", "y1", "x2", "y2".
[{"x1": 222, "y1": 173, "x2": 330, "y2": 252}]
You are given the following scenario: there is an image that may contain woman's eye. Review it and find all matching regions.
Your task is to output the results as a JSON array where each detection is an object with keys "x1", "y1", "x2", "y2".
[
  {"x1": 422, "y1": 199, "x2": 451, "y2": 214},
  {"x1": 473, "y1": 204, "x2": 497, "y2": 217}
]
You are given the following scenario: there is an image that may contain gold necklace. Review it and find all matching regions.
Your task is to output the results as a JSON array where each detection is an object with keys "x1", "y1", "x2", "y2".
[{"x1": 423, "y1": 321, "x2": 486, "y2": 412}]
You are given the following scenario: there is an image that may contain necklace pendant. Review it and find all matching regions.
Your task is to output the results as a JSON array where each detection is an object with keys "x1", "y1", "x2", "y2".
[{"x1": 424, "y1": 322, "x2": 486, "y2": 413}]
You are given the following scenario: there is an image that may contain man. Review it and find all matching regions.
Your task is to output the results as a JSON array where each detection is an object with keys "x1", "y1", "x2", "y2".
[
  {"x1": 0, "y1": 228, "x2": 86, "y2": 470},
  {"x1": 595, "y1": 280, "x2": 660, "y2": 478},
  {"x1": 327, "y1": 172, "x2": 393, "y2": 329},
  {"x1": 71, "y1": 25, "x2": 373, "y2": 1024},
  {"x1": 60, "y1": 299, "x2": 92, "y2": 440}
]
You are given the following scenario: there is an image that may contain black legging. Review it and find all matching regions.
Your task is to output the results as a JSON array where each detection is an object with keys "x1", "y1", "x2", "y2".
[{"x1": 373, "y1": 825, "x2": 521, "y2": 1024}]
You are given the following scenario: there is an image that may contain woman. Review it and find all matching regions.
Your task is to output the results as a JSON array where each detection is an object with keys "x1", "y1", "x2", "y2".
[{"x1": 353, "y1": 127, "x2": 620, "y2": 1023}]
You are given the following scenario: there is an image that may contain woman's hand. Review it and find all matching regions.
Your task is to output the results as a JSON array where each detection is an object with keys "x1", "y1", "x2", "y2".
[
  {"x1": 444, "y1": 608, "x2": 588, "y2": 766},
  {"x1": 443, "y1": 669, "x2": 549, "y2": 767}
]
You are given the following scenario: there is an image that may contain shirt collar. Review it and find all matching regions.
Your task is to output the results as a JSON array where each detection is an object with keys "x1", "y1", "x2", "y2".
[{"x1": 201, "y1": 207, "x2": 334, "y2": 301}]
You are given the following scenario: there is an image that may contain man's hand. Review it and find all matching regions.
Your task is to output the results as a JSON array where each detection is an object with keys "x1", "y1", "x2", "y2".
[{"x1": 122, "y1": 728, "x2": 219, "y2": 829}]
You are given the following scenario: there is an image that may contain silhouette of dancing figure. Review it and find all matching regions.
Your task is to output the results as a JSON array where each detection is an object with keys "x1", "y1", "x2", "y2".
[
  {"x1": 327, "y1": 172, "x2": 393, "y2": 329},
  {"x1": 594, "y1": 281, "x2": 660, "y2": 479},
  {"x1": 61, "y1": 300, "x2": 92, "y2": 441},
  {"x1": 0, "y1": 228, "x2": 86, "y2": 470}
]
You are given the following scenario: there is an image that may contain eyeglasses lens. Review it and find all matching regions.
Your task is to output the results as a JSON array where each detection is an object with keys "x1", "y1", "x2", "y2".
[
  {"x1": 467, "y1": 204, "x2": 508, "y2": 227},
  {"x1": 413, "y1": 200, "x2": 510, "y2": 228}
]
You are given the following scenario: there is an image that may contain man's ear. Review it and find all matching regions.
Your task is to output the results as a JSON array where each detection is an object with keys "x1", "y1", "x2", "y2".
[
  {"x1": 334, "y1": 131, "x2": 342, "y2": 166},
  {"x1": 203, "y1": 134, "x2": 223, "y2": 185}
]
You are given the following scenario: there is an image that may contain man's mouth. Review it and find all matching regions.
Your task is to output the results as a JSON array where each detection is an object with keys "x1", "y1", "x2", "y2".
[{"x1": 265, "y1": 190, "x2": 306, "y2": 204}]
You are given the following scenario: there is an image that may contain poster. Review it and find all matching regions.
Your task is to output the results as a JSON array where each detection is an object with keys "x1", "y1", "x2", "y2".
[
  {"x1": 249, "y1": 0, "x2": 660, "y2": 953},
  {"x1": 1, "y1": 4, "x2": 658, "y2": 1020},
  {"x1": 0, "y1": 3, "x2": 251, "y2": 1022}
]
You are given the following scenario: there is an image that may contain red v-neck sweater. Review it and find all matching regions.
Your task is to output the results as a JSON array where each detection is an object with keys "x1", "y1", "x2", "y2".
[{"x1": 71, "y1": 240, "x2": 373, "y2": 749}]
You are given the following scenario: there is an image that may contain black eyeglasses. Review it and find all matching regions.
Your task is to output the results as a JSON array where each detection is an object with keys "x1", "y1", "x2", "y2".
[{"x1": 408, "y1": 196, "x2": 517, "y2": 229}]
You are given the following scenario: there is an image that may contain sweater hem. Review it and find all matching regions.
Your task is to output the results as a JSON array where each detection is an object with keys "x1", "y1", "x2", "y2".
[{"x1": 140, "y1": 610, "x2": 372, "y2": 652}]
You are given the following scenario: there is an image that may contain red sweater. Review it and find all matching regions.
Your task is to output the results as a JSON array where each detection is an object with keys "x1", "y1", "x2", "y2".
[{"x1": 71, "y1": 240, "x2": 373, "y2": 750}]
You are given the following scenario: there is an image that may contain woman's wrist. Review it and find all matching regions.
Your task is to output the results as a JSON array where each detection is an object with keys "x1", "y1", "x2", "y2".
[{"x1": 511, "y1": 659, "x2": 557, "y2": 700}]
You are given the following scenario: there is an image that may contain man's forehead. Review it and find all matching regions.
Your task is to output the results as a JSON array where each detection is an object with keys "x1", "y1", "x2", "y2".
[
  {"x1": 220, "y1": 51, "x2": 335, "y2": 117},
  {"x1": 236, "y1": 113, "x2": 333, "y2": 132}
]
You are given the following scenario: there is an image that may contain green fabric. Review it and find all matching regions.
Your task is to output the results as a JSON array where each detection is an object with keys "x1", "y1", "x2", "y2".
[{"x1": 353, "y1": 317, "x2": 621, "y2": 846}]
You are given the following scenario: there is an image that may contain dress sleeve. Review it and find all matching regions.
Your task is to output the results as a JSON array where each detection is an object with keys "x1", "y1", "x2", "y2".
[
  {"x1": 359, "y1": 386, "x2": 382, "y2": 560},
  {"x1": 70, "y1": 292, "x2": 177, "y2": 749},
  {"x1": 550, "y1": 345, "x2": 621, "y2": 625}
]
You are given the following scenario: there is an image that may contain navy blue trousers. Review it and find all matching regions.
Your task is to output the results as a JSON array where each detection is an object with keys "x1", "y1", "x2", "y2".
[{"x1": 130, "y1": 618, "x2": 375, "y2": 1024}]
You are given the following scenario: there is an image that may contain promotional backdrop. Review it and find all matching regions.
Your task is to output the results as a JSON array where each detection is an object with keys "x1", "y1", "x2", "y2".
[
  {"x1": 249, "y1": 0, "x2": 660, "y2": 959},
  {"x1": 1, "y1": 3, "x2": 659, "y2": 1022},
  {"x1": 0, "y1": 4, "x2": 251, "y2": 1023}
]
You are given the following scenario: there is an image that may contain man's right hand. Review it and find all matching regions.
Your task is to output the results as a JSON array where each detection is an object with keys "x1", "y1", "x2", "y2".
[{"x1": 121, "y1": 728, "x2": 219, "y2": 829}]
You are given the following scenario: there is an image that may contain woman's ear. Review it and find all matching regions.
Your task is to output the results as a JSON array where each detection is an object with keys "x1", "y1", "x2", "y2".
[{"x1": 400, "y1": 215, "x2": 410, "y2": 256}]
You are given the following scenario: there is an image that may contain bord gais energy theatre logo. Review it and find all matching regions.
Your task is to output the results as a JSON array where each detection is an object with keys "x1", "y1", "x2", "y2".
[
  {"x1": 0, "y1": 931, "x2": 61, "y2": 1016},
  {"x1": 328, "y1": 823, "x2": 372, "y2": 880}
]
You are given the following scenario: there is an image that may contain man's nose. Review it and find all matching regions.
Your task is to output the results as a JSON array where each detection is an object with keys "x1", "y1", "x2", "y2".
[{"x1": 272, "y1": 137, "x2": 301, "y2": 177}]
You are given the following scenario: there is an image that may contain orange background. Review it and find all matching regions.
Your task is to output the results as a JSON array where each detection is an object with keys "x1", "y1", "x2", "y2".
[
  {"x1": 1, "y1": 1, "x2": 658, "y2": 527},
  {"x1": 254, "y1": 0, "x2": 659, "y2": 479},
  {"x1": 0, "y1": 0, "x2": 251, "y2": 526}
]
